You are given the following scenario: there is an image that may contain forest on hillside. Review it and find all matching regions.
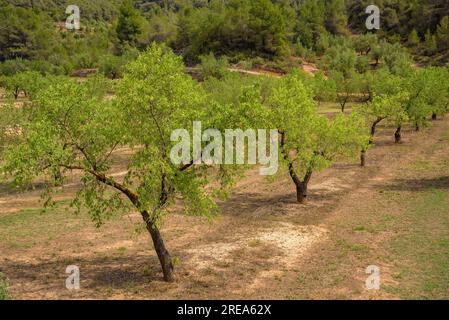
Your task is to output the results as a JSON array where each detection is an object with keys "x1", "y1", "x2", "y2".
[{"x1": 1, "y1": 0, "x2": 449, "y2": 76}]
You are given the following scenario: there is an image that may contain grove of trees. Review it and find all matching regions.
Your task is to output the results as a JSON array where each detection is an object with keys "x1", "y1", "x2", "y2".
[
  {"x1": 1, "y1": 1, "x2": 449, "y2": 282},
  {"x1": 1, "y1": 39, "x2": 448, "y2": 280}
]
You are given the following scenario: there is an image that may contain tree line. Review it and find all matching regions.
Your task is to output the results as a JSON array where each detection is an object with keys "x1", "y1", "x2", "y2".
[{"x1": 1, "y1": 0, "x2": 449, "y2": 77}]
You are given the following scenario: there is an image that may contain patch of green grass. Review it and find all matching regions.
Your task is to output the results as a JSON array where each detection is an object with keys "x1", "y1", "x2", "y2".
[
  {"x1": 142, "y1": 266, "x2": 153, "y2": 277},
  {"x1": 116, "y1": 247, "x2": 127, "y2": 254},
  {"x1": 387, "y1": 189, "x2": 449, "y2": 299},
  {"x1": 0, "y1": 272, "x2": 10, "y2": 300},
  {"x1": 0, "y1": 203, "x2": 89, "y2": 250},
  {"x1": 247, "y1": 239, "x2": 262, "y2": 247},
  {"x1": 410, "y1": 160, "x2": 435, "y2": 172},
  {"x1": 336, "y1": 239, "x2": 369, "y2": 254},
  {"x1": 352, "y1": 225, "x2": 366, "y2": 232}
]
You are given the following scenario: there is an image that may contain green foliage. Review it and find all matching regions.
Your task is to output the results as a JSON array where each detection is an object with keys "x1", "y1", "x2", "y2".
[
  {"x1": 178, "y1": 0, "x2": 289, "y2": 60},
  {"x1": 198, "y1": 53, "x2": 229, "y2": 80},
  {"x1": 0, "y1": 71, "x2": 47, "y2": 99},
  {"x1": 436, "y1": 16, "x2": 449, "y2": 51},
  {"x1": 408, "y1": 29, "x2": 420, "y2": 47},
  {"x1": 98, "y1": 50, "x2": 139, "y2": 79},
  {"x1": 360, "y1": 92, "x2": 409, "y2": 128},
  {"x1": 141, "y1": 8, "x2": 178, "y2": 47},
  {"x1": 380, "y1": 42, "x2": 413, "y2": 76},
  {"x1": 1, "y1": 0, "x2": 447, "y2": 70},
  {"x1": 347, "y1": 0, "x2": 449, "y2": 39},
  {"x1": 202, "y1": 72, "x2": 276, "y2": 106},
  {"x1": 325, "y1": 45, "x2": 357, "y2": 78},
  {"x1": 116, "y1": 0, "x2": 144, "y2": 45},
  {"x1": 425, "y1": 30, "x2": 437, "y2": 55},
  {"x1": 0, "y1": 58, "x2": 28, "y2": 76},
  {"x1": 409, "y1": 67, "x2": 449, "y2": 122},
  {"x1": 1, "y1": 43, "x2": 263, "y2": 232},
  {"x1": 0, "y1": 3, "x2": 60, "y2": 61},
  {"x1": 356, "y1": 55, "x2": 370, "y2": 74},
  {"x1": 352, "y1": 33, "x2": 378, "y2": 55},
  {"x1": 267, "y1": 71, "x2": 368, "y2": 183},
  {"x1": 329, "y1": 70, "x2": 361, "y2": 111},
  {"x1": 311, "y1": 71, "x2": 337, "y2": 103}
]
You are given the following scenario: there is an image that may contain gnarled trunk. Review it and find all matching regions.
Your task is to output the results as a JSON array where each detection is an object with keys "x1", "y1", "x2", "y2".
[
  {"x1": 339, "y1": 94, "x2": 349, "y2": 113},
  {"x1": 395, "y1": 126, "x2": 402, "y2": 143},
  {"x1": 142, "y1": 211, "x2": 174, "y2": 282},
  {"x1": 90, "y1": 168, "x2": 175, "y2": 282},
  {"x1": 280, "y1": 130, "x2": 313, "y2": 204},
  {"x1": 361, "y1": 117, "x2": 385, "y2": 167},
  {"x1": 294, "y1": 171, "x2": 312, "y2": 204},
  {"x1": 296, "y1": 182, "x2": 308, "y2": 204}
]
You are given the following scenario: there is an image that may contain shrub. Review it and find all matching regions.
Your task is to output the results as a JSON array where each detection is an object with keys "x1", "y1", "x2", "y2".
[
  {"x1": 198, "y1": 53, "x2": 229, "y2": 80},
  {"x1": 99, "y1": 54, "x2": 126, "y2": 79},
  {"x1": 0, "y1": 58, "x2": 28, "y2": 76}
]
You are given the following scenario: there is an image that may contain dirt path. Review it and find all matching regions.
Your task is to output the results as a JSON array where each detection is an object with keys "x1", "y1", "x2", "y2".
[
  {"x1": 244, "y1": 117, "x2": 449, "y2": 299},
  {"x1": 1, "y1": 117, "x2": 448, "y2": 299}
]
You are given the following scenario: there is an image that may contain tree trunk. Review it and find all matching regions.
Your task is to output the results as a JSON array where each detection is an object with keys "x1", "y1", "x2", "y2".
[
  {"x1": 361, "y1": 117, "x2": 384, "y2": 167},
  {"x1": 371, "y1": 117, "x2": 383, "y2": 137},
  {"x1": 432, "y1": 113, "x2": 437, "y2": 120},
  {"x1": 340, "y1": 95, "x2": 348, "y2": 113},
  {"x1": 294, "y1": 170, "x2": 312, "y2": 204},
  {"x1": 296, "y1": 182, "x2": 308, "y2": 204},
  {"x1": 395, "y1": 126, "x2": 402, "y2": 143},
  {"x1": 143, "y1": 213, "x2": 174, "y2": 282},
  {"x1": 415, "y1": 123, "x2": 420, "y2": 131},
  {"x1": 90, "y1": 170, "x2": 175, "y2": 282},
  {"x1": 280, "y1": 130, "x2": 314, "y2": 205}
]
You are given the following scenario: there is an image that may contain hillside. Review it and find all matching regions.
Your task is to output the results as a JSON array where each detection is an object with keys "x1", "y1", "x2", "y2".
[{"x1": 1, "y1": 0, "x2": 448, "y2": 76}]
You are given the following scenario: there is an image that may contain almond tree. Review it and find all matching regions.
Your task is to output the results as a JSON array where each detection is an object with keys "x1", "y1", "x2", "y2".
[
  {"x1": 1, "y1": 44, "x2": 244, "y2": 282},
  {"x1": 268, "y1": 72, "x2": 369, "y2": 203},
  {"x1": 329, "y1": 70, "x2": 361, "y2": 112},
  {"x1": 358, "y1": 92, "x2": 408, "y2": 166},
  {"x1": 423, "y1": 67, "x2": 449, "y2": 120},
  {"x1": 402, "y1": 69, "x2": 435, "y2": 132}
]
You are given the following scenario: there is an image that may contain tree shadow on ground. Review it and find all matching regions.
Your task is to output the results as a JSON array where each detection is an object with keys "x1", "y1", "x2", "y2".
[
  {"x1": 380, "y1": 176, "x2": 449, "y2": 192},
  {"x1": 1, "y1": 253, "x2": 162, "y2": 295}
]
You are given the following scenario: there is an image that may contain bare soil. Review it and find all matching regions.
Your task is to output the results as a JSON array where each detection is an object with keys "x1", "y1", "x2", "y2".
[{"x1": 1, "y1": 116, "x2": 449, "y2": 300}]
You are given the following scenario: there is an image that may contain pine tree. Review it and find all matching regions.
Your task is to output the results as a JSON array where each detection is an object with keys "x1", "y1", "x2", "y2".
[
  {"x1": 425, "y1": 29, "x2": 437, "y2": 55},
  {"x1": 408, "y1": 29, "x2": 420, "y2": 47},
  {"x1": 116, "y1": 0, "x2": 143, "y2": 45},
  {"x1": 436, "y1": 16, "x2": 449, "y2": 50}
]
